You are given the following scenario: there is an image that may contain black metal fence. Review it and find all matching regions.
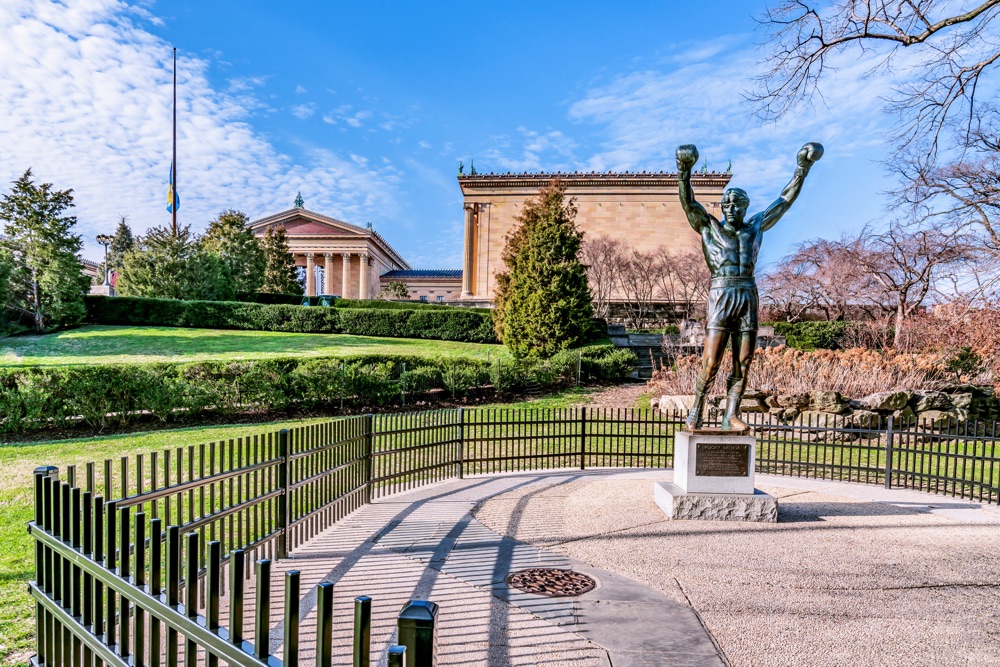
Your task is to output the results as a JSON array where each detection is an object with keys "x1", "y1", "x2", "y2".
[{"x1": 29, "y1": 408, "x2": 1000, "y2": 667}]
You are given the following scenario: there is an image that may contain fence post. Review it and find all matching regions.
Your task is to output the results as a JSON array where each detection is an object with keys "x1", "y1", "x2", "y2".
[
  {"x1": 577, "y1": 351, "x2": 582, "y2": 387},
  {"x1": 254, "y1": 559, "x2": 272, "y2": 661},
  {"x1": 884, "y1": 415, "x2": 894, "y2": 490},
  {"x1": 401, "y1": 362, "x2": 407, "y2": 408},
  {"x1": 457, "y1": 408, "x2": 465, "y2": 480},
  {"x1": 362, "y1": 414, "x2": 374, "y2": 503},
  {"x1": 284, "y1": 570, "x2": 301, "y2": 667},
  {"x1": 387, "y1": 646, "x2": 406, "y2": 667},
  {"x1": 316, "y1": 583, "x2": 334, "y2": 667},
  {"x1": 277, "y1": 428, "x2": 289, "y2": 560},
  {"x1": 580, "y1": 407, "x2": 587, "y2": 470}
]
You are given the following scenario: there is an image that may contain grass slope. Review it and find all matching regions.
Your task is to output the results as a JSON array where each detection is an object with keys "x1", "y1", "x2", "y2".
[{"x1": 0, "y1": 325, "x2": 505, "y2": 367}]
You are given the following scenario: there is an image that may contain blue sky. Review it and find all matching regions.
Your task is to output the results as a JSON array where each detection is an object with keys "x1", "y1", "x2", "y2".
[{"x1": 0, "y1": 0, "x2": 895, "y2": 269}]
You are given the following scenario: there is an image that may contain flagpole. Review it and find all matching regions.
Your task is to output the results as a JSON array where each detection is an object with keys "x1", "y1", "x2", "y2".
[{"x1": 172, "y1": 47, "x2": 177, "y2": 236}]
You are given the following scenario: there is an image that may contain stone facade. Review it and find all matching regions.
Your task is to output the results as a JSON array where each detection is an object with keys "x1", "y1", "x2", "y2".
[
  {"x1": 379, "y1": 270, "x2": 462, "y2": 302},
  {"x1": 456, "y1": 171, "x2": 731, "y2": 301}
]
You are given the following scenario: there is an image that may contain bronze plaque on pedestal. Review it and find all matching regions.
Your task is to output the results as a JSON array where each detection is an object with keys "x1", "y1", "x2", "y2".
[{"x1": 695, "y1": 443, "x2": 750, "y2": 477}]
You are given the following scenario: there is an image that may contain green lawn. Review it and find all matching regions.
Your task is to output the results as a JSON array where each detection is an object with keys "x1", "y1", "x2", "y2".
[
  {"x1": 0, "y1": 325, "x2": 506, "y2": 367},
  {"x1": 0, "y1": 389, "x2": 594, "y2": 666}
]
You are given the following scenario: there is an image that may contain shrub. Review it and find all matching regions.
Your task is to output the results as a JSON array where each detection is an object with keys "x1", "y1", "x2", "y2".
[{"x1": 769, "y1": 321, "x2": 851, "y2": 350}]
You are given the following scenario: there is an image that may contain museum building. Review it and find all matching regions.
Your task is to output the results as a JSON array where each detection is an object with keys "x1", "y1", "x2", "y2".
[{"x1": 249, "y1": 170, "x2": 730, "y2": 302}]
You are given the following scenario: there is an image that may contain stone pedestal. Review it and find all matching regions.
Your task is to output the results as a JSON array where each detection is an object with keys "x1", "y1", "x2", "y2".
[{"x1": 655, "y1": 431, "x2": 777, "y2": 523}]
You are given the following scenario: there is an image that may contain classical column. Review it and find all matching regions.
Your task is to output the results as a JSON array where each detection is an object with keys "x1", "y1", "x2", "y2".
[
  {"x1": 323, "y1": 253, "x2": 334, "y2": 295},
  {"x1": 461, "y1": 204, "x2": 475, "y2": 297},
  {"x1": 359, "y1": 253, "x2": 370, "y2": 300},
  {"x1": 341, "y1": 253, "x2": 352, "y2": 299},
  {"x1": 305, "y1": 253, "x2": 316, "y2": 296}
]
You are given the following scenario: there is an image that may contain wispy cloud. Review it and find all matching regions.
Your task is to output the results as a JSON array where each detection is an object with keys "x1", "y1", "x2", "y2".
[
  {"x1": 290, "y1": 103, "x2": 316, "y2": 119},
  {"x1": 568, "y1": 40, "x2": 896, "y2": 198},
  {"x1": 0, "y1": 0, "x2": 402, "y2": 259},
  {"x1": 294, "y1": 84, "x2": 307, "y2": 94},
  {"x1": 480, "y1": 127, "x2": 578, "y2": 172}
]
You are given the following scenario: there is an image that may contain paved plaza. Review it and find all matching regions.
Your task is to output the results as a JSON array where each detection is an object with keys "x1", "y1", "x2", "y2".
[{"x1": 249, "y1": 470, "x2": 1000, "y2": 666}]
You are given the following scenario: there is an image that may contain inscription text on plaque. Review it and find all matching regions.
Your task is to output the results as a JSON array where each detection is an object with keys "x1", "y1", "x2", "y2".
[{"x1": 695, "y1": 443, "x2": 750, "y2": 477}]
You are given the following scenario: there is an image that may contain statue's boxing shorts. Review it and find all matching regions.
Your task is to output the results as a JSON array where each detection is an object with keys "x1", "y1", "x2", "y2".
[{"x1": 706, "y1": 276, "x2": 758, "y2": 332}]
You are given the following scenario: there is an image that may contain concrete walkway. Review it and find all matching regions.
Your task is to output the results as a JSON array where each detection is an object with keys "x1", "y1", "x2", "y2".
[{"x1": 246, "y1": 469, "x2": 1000, "y2": 666}]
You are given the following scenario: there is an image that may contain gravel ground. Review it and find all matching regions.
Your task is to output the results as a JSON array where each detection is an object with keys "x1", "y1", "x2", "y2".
[{"x1": 473, "y1": 474, "x2": 1000, "y2": 667}]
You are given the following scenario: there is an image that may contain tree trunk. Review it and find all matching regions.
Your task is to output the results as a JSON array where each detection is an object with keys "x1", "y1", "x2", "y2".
[
  {"x1": 31, "y1": 267, "x2": 43, "y2": 333},
  {"x1": 893, "y1": 304, "x2": 905, "y2": 349}
]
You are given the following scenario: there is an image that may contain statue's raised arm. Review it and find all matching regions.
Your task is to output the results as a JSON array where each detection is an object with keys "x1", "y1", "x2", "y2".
[
  {"x1": 676, "y1": 144, "x2": 712, "y2": 233},
  {"x1": 760, "y1": 142, "x2": 824, "y2": 231}
]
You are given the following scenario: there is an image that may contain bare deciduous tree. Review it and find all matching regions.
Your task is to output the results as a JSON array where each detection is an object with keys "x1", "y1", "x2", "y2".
[
  {"x1": 753, "y1": 1, "x2": 1000, "y2": 162},
  {"x1": 761, "y1": 235, "x2": 882, "y2": 321},
  {"x1": 616, "y1": 248, "x2": 660, "y2": 330},
  {"x1": 581, "y1": 236, "x2": 626, "y2": 319},
  {"x1": 852, "y1": 222, "x2": 972, "y2": 346},
  {"x1": 653, "y1": 247, "x2": 711, "y2": 320}
]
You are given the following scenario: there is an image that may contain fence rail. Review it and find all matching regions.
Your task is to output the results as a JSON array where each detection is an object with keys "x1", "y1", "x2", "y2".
[{"x1": 29, "y1": 408, "x2": 1000, "y2": 666}]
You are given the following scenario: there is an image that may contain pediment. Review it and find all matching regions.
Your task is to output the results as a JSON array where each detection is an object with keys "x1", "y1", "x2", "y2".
[{"x1": 250, "y1": 208, "x2": 368, "y2": 237}]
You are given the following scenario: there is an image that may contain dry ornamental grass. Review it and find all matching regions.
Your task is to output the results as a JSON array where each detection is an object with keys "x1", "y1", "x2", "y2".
[{"x1": 651, "y1": 345, "x2": 997, "y2": 399}]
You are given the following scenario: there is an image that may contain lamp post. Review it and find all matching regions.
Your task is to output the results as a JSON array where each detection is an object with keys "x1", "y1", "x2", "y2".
[{"x1": 96, "y1": 234, "x2": 113, "y2": 287}]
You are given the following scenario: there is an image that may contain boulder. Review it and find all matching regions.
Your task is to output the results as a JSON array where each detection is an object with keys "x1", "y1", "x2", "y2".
[
  {"x1": 911, "y1": 390, "x2": 953, "y2": 413},
  {"x1": 916, "y1": 409, "x2": 959, "y2": 429},
  {"x1": 741, "y1": 390, "x2": 770, "y2": 413},
  {"x1": 810, "y1": 390, "x2": 850, "y2": 414},
  {"x1": 854, "y1": 390, "x2": 912, "y2": 412},
  {"x1": 849, "y1": 409, "x2": 882, "y2": 429},
  {"x1": 776, "y1": 393, "x2": 811, "y2": 409},
  {"x1": 781, "y1": 408, "x2": 800, "y2": 423},
  {"x1": 794, "y1": 410, "x2": 848, "y2": 428},
  {"x1": 950, "y1": 392, "x2": 973, "y2": 410},
  {"x1": 655, "y1": 395, "x2": 695, "y2": 414},
  {"x1": 891, "y1": 406, "x2": 917, "y2": 424},
  {"x1": 765, "y1": 395, "x2": 781, "y2": 409}
]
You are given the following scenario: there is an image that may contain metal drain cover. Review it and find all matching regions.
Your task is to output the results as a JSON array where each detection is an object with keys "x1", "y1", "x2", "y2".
[{"x1": 505, "y1": 568, "x2": 597, "y2": 597}]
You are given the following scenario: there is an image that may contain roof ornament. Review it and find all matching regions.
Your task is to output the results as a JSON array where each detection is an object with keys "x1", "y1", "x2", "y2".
[
  {"x1": 469, "y1": 159, "x2": 477, "y2": 176},
  {"x1": 726, "y1": 160, "x2": 733, "y2": 174},
  {"x1": 366, "y1": 221, "x2": 373, "y2": 230},
  {"x1": 457, "y1": 161, "x2": 464, "y2": 176},
  {"x1": 294, "y1": 192, "x2": 304, "y2": 208}
]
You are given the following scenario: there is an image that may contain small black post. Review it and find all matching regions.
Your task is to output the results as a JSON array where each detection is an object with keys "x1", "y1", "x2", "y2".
[
  {"x1": 316, "y1": 583, "x2": 334, "y2": 667},
  {"x1": 580, "y1": 406, "x2": 587, "y2": 470},
  {"x1": 254, "y1": 559, "x2": 271, "y2": 661},
  {"x1": 387, "y1": 646, "x2": 406, "y2": 667},
  {"x1": 229, "y1": 549, "x2": 245, "y2": 645},
  {"x1": 397, "y1": 600, "x2": 438, "y2": 667},
  {"x1": 353, "y1": 595, "x2": 371, "y2": 667},
  {"x1": 105, "y1": 499, "x2": 117, "y2": 648},
  {"x1": 283, "y1": 570, "x2": 301, "y2": 667},
  {"x1": 884, "y1": 415, "x2": 895, "y2": 490},
  {"x1": 277, "y1": 429, "x2": 289, "y2": 559}
]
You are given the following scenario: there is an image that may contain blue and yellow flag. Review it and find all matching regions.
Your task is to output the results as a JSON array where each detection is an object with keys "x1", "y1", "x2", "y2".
[{"x1": 166, "y1": 161, "x2": 180, "y2": 213}]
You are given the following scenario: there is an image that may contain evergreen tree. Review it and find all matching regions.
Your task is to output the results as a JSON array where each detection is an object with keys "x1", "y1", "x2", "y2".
[
  {"x1": 98, "y1": 216, "x2": 135, "y2": 284},
  {"x1": 0, "y1": 246, "x2": 14, "y2": 335},
  {"x1": 202, "y1": 209, "x2": 265, "y2": 295},
  {"x1": 259, "y1": 225, "x2": 303, "y2": 294},
  {"x1": 118, "y1": 224, "x2": 232, "y2": 301},
  {"x1": 492, "y1": 182, "x2": 594, "y2": 358},
  {"x1": 0, "y1": 169, "x2": 89, "y2": 332}
]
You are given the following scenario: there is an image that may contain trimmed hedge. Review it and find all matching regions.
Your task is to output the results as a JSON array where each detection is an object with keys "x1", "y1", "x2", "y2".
[
  {"x1": 333, "y1": 299, "x2": 493, "y2": 314},
  {"x1": 236, "y1": 292, "x2": 304, "y2": 306},
  {"x1": 768, "y1": 321, "x2": 852, "y2": 350},
  {"x1": 0, "y1": 346, "x2": 636, "y2": 433},
  {"x1": 85, "y1": 295, "x2": 497, "y2": 343}
]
